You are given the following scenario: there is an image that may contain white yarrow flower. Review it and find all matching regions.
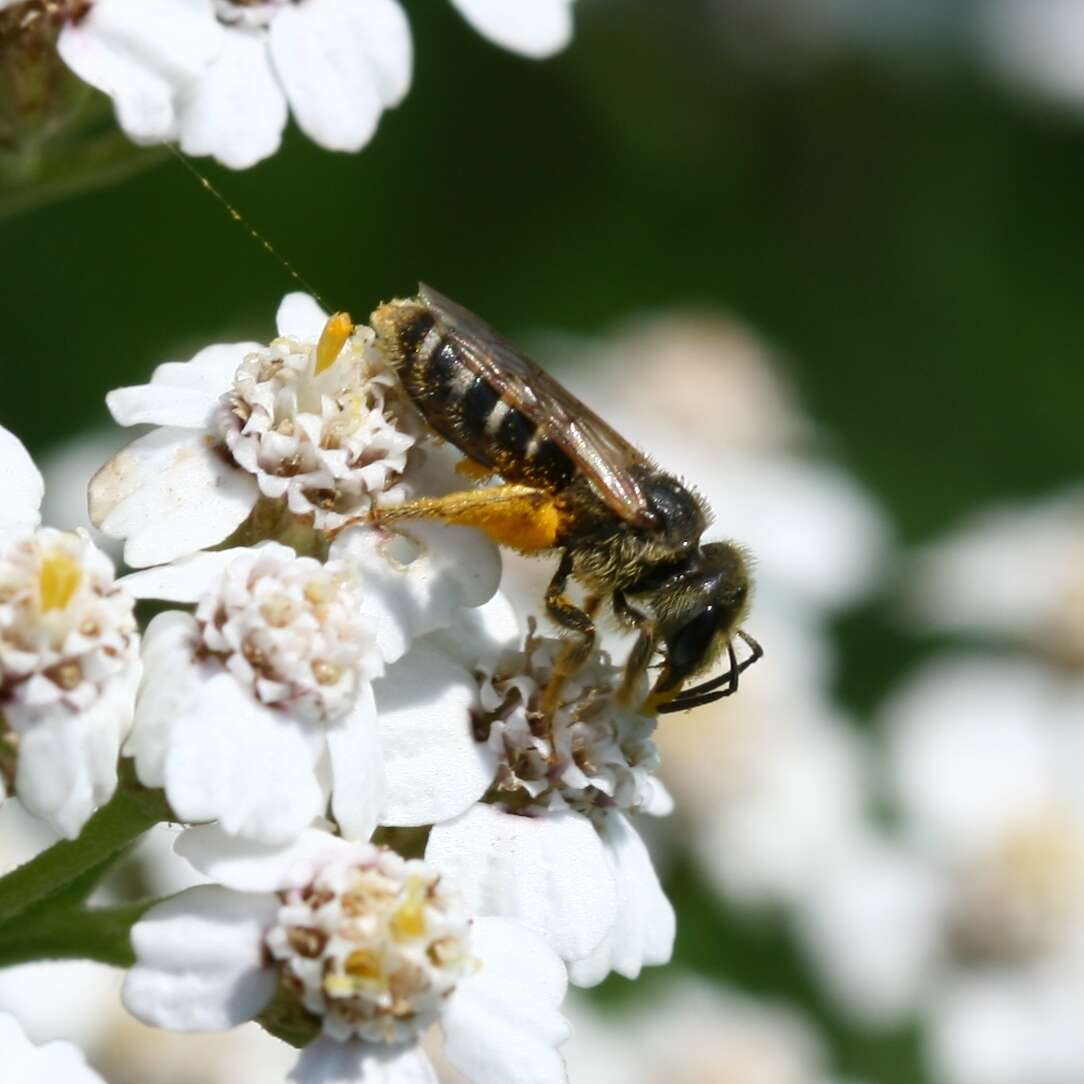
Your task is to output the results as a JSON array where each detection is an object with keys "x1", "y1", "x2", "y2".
[
  {"x1": 911, "y1": 486, "x2": 1084, "y2": 667},
  {"x1": 90, "y1": 294, "x2": 414, "y2": 568},
  {"x1": 0, "y1": 427, "x2": 139, "y2": 838},
  {"x1": 52, "y1": 0, "x2": 575, "y2": 168},
  {"x1": 796, "y1": 657, "x2": 1084, "y2": 1084},
  {"x1": 124, "y1": 828, "x2": 570, "y2": 1084},
  {"x1": 0, "y1": 1011, "x2": 106, "y2": 1084},
  {"x1": 124, "y1": 542, "x2": 385, "y2": 844},
  {"x1": 124, "y1": 540, "x2": 503, "y2": 844},
  {"x1": 426, "y1": 631, "x2": 675, "y2": 985},
  {"x1": 57, "y1": 0, "x2": 412, "y2": 169}
]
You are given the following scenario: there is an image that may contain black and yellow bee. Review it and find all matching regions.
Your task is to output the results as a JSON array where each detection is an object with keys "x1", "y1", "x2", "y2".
[{"x1": 370, "y1": 285, "x2": 761, "y2": 714}]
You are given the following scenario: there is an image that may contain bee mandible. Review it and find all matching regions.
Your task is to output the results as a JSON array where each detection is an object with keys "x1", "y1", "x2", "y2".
[{"x1": 369, "y1": 285, "x2": 761, "y2": 714}]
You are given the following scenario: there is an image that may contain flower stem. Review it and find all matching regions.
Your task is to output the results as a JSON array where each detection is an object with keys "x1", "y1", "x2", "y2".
[
  {"x1": 0, "y1": 900, "x2": 155, "y2": 969},
  {"x1": 0, "y1": 760, "x2": 170, "y2": 925}
]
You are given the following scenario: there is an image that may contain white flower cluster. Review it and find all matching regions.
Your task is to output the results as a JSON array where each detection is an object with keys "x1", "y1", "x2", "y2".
[
  {"x1": 0, "y1": 292, "x2": 683, "y2": 1084},
  {"x1": 217, "y1": 321, "x2": 412, "y2": 530},
  {"x1": 41, "y1": 0, "x2": 577, "y2": 169},
  {"x1": 0, "y1": 429, "x2": 138, "y2": 839},
  {"x1": 477, "y1": 628, "x2": 663, "y2": 818},
  {"x1": 264, "y1": 845, "x2": 473, "y2": 1044},
  {"x1": 193, "y1": 545, "x2": 377, "y2": 723}
]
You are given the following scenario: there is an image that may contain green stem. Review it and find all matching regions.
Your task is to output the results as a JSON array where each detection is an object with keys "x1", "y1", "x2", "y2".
[
  {"x1": 0, "y1": 760, "x2": 170, "y2": 924},
  {"x1": 0, "y1": 900, "x2": 155, "y2": 969}
]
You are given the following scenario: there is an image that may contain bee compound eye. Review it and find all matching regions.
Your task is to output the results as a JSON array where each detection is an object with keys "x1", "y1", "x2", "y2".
[{"x1": 667, "y1": 605, "x2": 721, "y2": 679}]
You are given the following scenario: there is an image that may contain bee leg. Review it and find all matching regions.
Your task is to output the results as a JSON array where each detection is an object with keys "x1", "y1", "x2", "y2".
[
  {"x1": 612, "y1": 589, "x2": 656, "y2": 705},
  {"x1": 539, "y1": 553, "x2": 596, "y2": 748},
  {"x1": 655, "y1": 630, "x2": 764, "y2": 714},
  {"x1": 372, "y1": 484, "x2": 564, "y2": 554}
]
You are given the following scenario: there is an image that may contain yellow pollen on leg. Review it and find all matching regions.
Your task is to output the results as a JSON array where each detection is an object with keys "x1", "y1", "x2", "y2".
[
  {"x1": 38, "y1": 551, "x2": 83, "y2": 612},
  {"x1": 315, "y1": 312, "x2": 354, "y2": 375}
]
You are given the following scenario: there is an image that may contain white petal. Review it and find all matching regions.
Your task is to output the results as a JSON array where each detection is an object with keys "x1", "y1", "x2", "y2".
[
  {"x1": 449, "y1": 0, "x2": 573, "y2": 58},
  {"x1": 426, "y1": 804, "x2": 617, "y2": 962},
  {"x1": 352, "y1": 0, "x2": 412, "y2": 105},
  {"x1": 106, "y1": 385, "x2": 221, "y2": 429},
  {"x1": 328, "y1": 685, "x2": 386, "y2": 841},
  {"x1": 0, "y1": 426, "x2": 43, "y2": 541},
  {"x1": 375, "y1": 643, "x2": 495, "y2": 826},
  {"x1": 177, "y1": 28, "x2": 288, "y2": 169},
  {"x1": 162, "y1": 671, "x2": 325, "y2": 844},
  {"x1": 640, "y1": 776, "x2": 674, "y2": 817},
  {"x1": 124, "y1": 885, "x2": 278, "y2": 1030},
  {"x1": 57, "y1": 0, "x2": 223, "y2": 143},
  {"x1": 290, "y1": 1037, "x2": 437, "y2": 1084},
  {"x1": 0, "y1": 1012, "x2": 106, "y2": 1084},
  {"x1": 269, "y1": 0, "x2": 384, "y2": 153},
  {"x1": 150, "y1": 340, "x2": 260, "y2": 392},
  {"x1": 122, "y1": 548, "x2": 252, "y2": 602},
  {"x1": 442, "y1": 916, "x2": 569, "y2": 1084},
  {"x1": 89, "y1": 428, "x2": 257, "y2": 567},
  {"x1": 16, "y1": 669, "x2": 136, "y2": 840},
  {"x1": 106, "y1": 340, "x2": 257, "y2": 427},
  {"x1": 276, "y1": 293, "x2": 329, "y2": 340},
  {"x1": 427, "y1": 591, "x2": 520, "y2": 670},
  {"x1": 333, "y1": 522, "x2": 501, "y2": 664},
  {"x1": 176, "y1": 825, "x2": 365, "y2": 892},
  {"x1": 567, "y1": 812, "x2": 674, "y2": 987},
  {"x1": 126, "y1": 611, "x2": 201, "y2": 787}
]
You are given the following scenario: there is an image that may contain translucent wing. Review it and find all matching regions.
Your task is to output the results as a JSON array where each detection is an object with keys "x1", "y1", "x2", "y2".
[{"x1": 420, "y1": 284, "x2": 656, "y2": 527}]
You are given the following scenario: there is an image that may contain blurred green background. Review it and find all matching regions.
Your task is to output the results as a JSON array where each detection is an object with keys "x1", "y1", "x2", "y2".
[{"x1": 3, "y1": 2, "x2": 1082, "y2": 1081}]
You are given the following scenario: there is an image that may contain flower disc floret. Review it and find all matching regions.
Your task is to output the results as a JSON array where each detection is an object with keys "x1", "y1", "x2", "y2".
[
  {"x1": 0, "y1": 527, "x2": 135, "y2": 727},
  {"x1": 476, "y1": 629, "x2": 660, "y2": 816},
  {"x1": 217, "y1": 324, "x2": 414, "y2": 530},
  {"x1": 951, "y1": 815, "x2": 1084, "y2": 965},
  {"x1": 195, "y1": 544, "x2": 379, "y2": 723},
  {"x1": 266, "y1": 846, "x2": 474, "y2": 1044}
]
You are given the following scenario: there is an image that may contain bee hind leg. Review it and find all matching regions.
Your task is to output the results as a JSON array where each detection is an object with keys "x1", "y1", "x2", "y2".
[{"x1": 372, "y1": 484, "x2": 565, "y2": 554}]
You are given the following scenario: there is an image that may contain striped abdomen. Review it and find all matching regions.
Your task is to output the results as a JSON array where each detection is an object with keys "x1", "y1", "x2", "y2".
[{"x1": 373, "y1": 300, "x2": 578, "y2": 493}]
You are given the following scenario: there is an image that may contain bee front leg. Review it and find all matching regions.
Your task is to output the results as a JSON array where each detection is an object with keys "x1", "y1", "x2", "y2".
[
  {"x1": 613, "y1": 589, "x2": 656, "y2": 707},
  {"x1": 540, "y1": 553, "x2": 596, "y2": 741}
]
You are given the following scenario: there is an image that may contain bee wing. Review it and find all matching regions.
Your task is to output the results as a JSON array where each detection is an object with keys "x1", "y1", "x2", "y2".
[{"x1": 420, "y1": 284, "x2": 657, "y2": 527}]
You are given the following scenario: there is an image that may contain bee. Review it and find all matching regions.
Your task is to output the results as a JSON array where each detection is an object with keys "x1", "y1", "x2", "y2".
[{"x1": 370, "y1": 285, "x2": 761, "y2": 714}]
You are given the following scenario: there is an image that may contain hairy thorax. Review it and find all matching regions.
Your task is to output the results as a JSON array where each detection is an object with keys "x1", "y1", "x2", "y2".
[{"x1": 560, "y1": 467, "x2": 709, "y2": 603}]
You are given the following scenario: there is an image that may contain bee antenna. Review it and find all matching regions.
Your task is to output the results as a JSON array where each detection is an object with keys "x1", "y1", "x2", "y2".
[{"x1": 166, "y1": 145, "x2": 335, "y2": 313}]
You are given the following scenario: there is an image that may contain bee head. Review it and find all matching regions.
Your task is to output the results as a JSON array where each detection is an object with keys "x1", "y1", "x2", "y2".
[{"x1": 654, "y1": 541, "x2": 753, "y2": 694}]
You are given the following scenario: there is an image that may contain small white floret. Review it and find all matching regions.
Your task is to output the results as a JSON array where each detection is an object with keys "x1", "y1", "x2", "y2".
[{"x1": 0, "y1": 527, "x2": 139, "y2": 837}]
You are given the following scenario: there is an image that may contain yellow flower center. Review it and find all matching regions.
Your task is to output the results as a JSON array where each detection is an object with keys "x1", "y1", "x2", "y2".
[
  {"x1": 390, "y1": 877, "x2": 428, "y2": 942},
  {"x1": 38, "y1": 551, "x2": 82, "y2": 612}
]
